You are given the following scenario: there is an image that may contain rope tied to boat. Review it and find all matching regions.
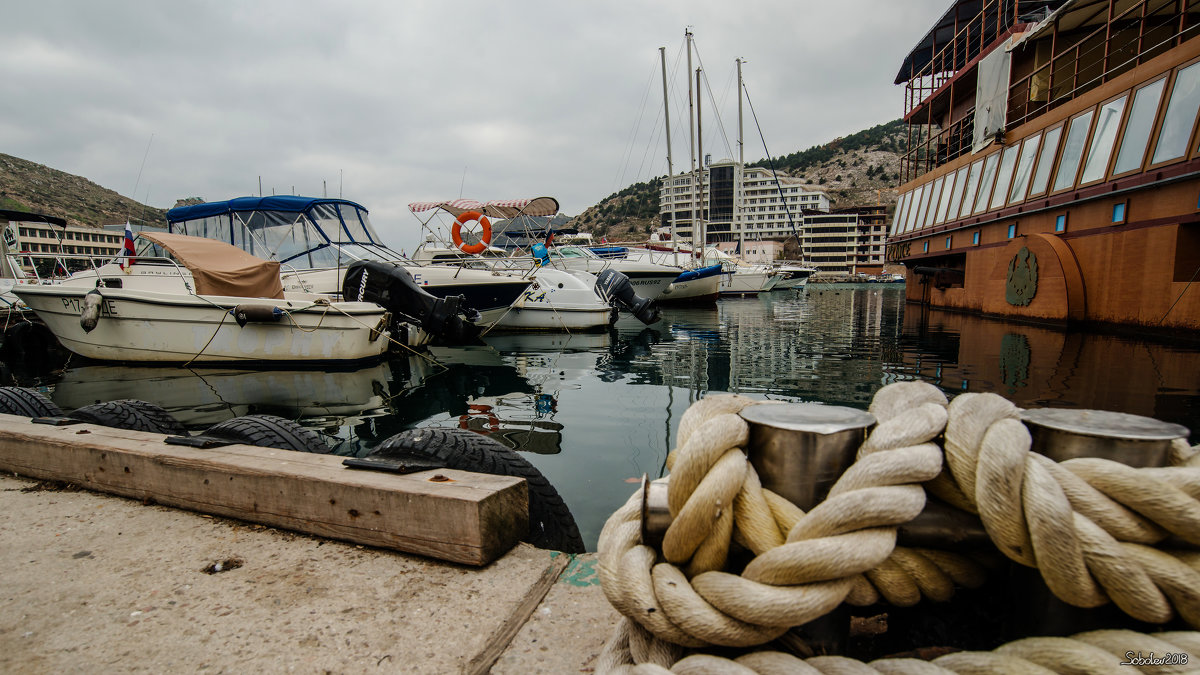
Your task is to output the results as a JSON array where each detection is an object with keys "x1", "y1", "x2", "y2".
[{"x1": 596, "y1": 381, "x2": 1200, "y2": 658}]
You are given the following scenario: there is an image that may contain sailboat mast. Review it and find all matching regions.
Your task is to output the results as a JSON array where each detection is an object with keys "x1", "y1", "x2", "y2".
[
  {"x1": 737, "y1": 57, "x2": 744, "y2": 254},
  {"x1": 696, "y1": 66, "x2": 705, "y2": 259},
  {"x1": 686, "y1": 29, "x2": 697, "y2": 261},
  {"x1": 660, "y1": 46, "x2": 678, "y2": 266}
]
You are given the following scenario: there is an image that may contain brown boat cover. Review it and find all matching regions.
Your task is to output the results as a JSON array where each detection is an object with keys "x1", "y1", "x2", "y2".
[{"x1": 138, "y1": 231, "x2": 285, "y2": 299}]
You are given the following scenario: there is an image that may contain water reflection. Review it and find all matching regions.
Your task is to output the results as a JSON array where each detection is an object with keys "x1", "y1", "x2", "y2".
[{"x1": 39, "y1": 285, "x2": 1200, "y2": 551}]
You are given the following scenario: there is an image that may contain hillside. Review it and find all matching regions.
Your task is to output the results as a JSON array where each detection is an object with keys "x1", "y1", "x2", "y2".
[
  {"x1": 0, "y1": 153, "x2": 166, "y2": 229},
  {"x1": 570, "y1": 119, "x2": 905, "y2": 242}
]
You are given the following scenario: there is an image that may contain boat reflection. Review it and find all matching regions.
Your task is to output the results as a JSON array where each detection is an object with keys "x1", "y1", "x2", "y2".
[
  {"x1": 898, "y1": 307, "x2": 1200, "y2": 429},
  {"x1": 50, "y1": 363, "x2": 391, "y2": 430}
]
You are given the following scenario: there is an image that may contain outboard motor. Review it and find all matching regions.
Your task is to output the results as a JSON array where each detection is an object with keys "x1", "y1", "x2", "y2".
[
  {"x1": 342, "y1": 261, "x2": 483, "y2": 345},
  {"x1": 594, "y1": 268, "x2": 660, "y2": 325}
]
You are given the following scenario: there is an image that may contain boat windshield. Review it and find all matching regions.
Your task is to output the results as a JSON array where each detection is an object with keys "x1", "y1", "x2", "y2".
[{"x1": 169, "y1": 200, "x2": 391, "y2": 270}]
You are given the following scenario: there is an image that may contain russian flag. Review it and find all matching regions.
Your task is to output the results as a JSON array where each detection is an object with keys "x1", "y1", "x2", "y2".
[{"x1": 118, "y1": 222, "x2": 135, "y2": 270}]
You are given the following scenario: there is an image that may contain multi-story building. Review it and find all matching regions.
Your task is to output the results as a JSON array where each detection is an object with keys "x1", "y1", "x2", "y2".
[
  {"x1": 659, "y1": 160, "x2": 830, "y2": 244},
  {"x1": 889, "y1": 0, "x2": 1200, "y2": 331},
  {"x1": 7, "y1": 220, "x2": 125, "y2": 260},
  {"x1": 659, "y1": 160, "x2": 887, "y2": 276}
]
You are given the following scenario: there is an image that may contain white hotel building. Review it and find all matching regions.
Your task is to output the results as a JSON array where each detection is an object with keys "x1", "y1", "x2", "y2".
[{"x1": 658, "y1": 159, "x2": 888, "y2": 276}]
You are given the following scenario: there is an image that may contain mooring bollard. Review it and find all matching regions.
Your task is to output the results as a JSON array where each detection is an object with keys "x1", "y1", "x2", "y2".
[{"x1": 1021, "y1": 408, "x2": 1187, "y2": 467}]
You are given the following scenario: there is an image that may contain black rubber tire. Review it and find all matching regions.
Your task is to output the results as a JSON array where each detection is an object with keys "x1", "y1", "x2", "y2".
[
  {"x1": 376, "y1": 427, "x2": 585, "y2": 553},
  {"x1": 67, "y1": 399, "x2": 187, "y2": 436},
  {"x1": 0, "y1": 386, "x2": 63, "y2": 417},
  {"x1": 204, "y1": 415, "x2": 332, "y2": 454}
]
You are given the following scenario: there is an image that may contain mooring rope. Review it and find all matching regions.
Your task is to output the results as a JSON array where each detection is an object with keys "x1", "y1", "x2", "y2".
[
  {"x1": 596, "y1": 381, "x2": 1200, "y2": 667},
  {"x1": 596, "y1": 617, "x2": 1200, "y2": 674}
]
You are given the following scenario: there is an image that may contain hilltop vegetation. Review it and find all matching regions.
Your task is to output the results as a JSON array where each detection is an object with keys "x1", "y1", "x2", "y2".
[
  {"x1": 570, "y1": 119, "x2": 906, "y2": 242},
  {"x1": 0, "y1": 153, "x2": 166, "y2": 229}
]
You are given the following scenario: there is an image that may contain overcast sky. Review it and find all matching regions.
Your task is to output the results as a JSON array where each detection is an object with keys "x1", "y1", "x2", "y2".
[{"x1": 1, "y1": 0, "x2": 947, "y2": 252}]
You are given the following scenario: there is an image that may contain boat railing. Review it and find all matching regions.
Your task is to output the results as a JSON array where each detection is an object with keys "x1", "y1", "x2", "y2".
[{"x1": 17, "y1": 252, "x2": 199, "y2": 292}]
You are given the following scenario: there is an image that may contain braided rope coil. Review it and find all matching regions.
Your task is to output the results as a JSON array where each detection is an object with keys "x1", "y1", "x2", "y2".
[
  {"x1": 597, "y1": 382, "x2": 1200, "y2": 650},
  {"x1": 597, "y1": 617, "x2": 1200, "y2": 674}
]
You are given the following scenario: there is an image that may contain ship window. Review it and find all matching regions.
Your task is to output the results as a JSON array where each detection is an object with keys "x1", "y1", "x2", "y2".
[
  {"x1": 973, "y1": 153, "x2": 1000, "y2": 215},
  {"x1": 906, "y1": 184, "x2": 928, "y2": 233},
  {"x1": 889, "y1": 192, "x2": 909, "y2": 236},
  {"x1": 934, "y1": 171, "x2": 956, "y2": 224},
  {"x1": 923, "y1": 241, "x2": 929, "y2": 252},
  {"x1": 1053, "y1": 110, "x2": 1095, "y2": 192},
  {"x1": 1153, "y1": 61, "x2": 1200, "y2": 164},
  {"x1": 915, "y1": 182, "x2": 937, "y2": 231},
  {"x1": 958, "y1": 159, "x2": 984, "y2": 220},
  {"x1": 1029, "y1": 126, "x2": 1062, "y2": 197},
  {"x1": 946, "y1": 166, "x2": 970, "y2": 221},
  {"x1": 924, "y1": 177, "x2": 945, "y2": 228},
  {"x1": 1080, "y1": 95, "x2": 1128, "y2": 184},
  {"x1": 945, "y1": 236, "x2": 952, "y2": 249},
  {"x1": 1055, "y1": 214, "x2": 1067, "y2": 232},
  {"x1": 1008, "y1": 133, "x2": 1041, "y2": 204},
  {"x1": 1008, "y1": 223, "x2": 1018, "y2": 238},
  {"x1": 1114, "y1": 78, "x2": 1167, "y2": 175},
  {"x1": 972, "y1": 231, "x2": 980, "y2": 245},
  {"x1": 990, "y1": 145, "x2": 1021, "y2": 209},
  {"x1": 1112, "y1": 202, "x2": 1127, "y2": 223}
]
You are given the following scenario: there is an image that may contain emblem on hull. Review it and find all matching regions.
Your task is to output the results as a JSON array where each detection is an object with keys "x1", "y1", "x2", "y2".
[{"x1": 1006, "y1": 246, "x2": 1038, "y2": 306}]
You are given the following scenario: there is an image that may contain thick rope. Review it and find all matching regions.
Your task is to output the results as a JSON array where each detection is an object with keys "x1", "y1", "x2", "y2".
[
  {"x1": 598, "y1": 382, "x2": 1200, "y2": 653},
  {"x1": 599, "y1": 618, "x2": 1200, "y2": 673},
  {"x1": 599, "y1": 384, "x2": 949, "y2": 648}
]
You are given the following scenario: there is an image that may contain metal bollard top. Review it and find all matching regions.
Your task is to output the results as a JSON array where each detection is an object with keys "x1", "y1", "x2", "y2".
[{"x1": 1021, "y1": 408, "x2": 1189, "y2": 467}]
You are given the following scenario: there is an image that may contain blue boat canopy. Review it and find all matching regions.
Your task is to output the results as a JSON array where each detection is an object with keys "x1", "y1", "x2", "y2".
[{"x1": 164, "y1": 195, "x2": 403, "y2": 269}]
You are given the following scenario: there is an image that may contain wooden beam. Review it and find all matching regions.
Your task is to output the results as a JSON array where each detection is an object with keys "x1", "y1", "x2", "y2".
[{"x1": 0, "y1": 414, "x2": 527, "y2": 566}]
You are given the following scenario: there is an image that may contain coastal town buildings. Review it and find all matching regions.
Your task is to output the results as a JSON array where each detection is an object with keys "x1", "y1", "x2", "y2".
[{"x1": 658, "y1": 159, "x2": 887, "y2": 276}]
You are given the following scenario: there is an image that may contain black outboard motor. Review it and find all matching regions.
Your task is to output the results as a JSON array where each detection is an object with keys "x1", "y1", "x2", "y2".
[
  {"x1": 594, "y1": 269, "x2": 660, "y2": 325},
  {"x1": 342, "y1": 261, "x2": 483, "y2": 345}
]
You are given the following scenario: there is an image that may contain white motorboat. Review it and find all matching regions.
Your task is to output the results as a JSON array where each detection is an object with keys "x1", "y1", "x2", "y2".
[
  {"x1": 409, "y1": 197, "x2": 660, "y2": 330},
  {"x1": 771, "y1": 261, "x2": 818, "y2": 289},
  {"x1": 164, "y1": 196, "x2": 532, "y2": 335},
  {"x1": 544, "y1": 245, "x2": 679, "y2": 300},
  {"x1": 702, "y1": 247, "x2": 782, "y2": 295},
  {"x1": 14, "y1": 232, "x2": 392, "y2": 364},
  {"x1": 590, "y1": 245, "x2": 722, "y2": 305}
]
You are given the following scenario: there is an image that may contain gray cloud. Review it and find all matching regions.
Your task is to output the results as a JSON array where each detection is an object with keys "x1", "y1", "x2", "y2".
[{"x1": 1, "y1": 0, "x2": 947, "y2": 251}]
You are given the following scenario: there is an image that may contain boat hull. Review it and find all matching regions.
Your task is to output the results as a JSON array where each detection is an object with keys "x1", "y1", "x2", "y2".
[
  {"x1": 656, "y1": 274, "x2": 720, "y2": 305},
  {"x1": 14, "y1": 286, "x2": 390, "y2": 364}
]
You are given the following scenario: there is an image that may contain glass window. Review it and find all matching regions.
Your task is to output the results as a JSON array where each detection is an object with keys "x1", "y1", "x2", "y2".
[
  {"x1": 1009, "y1": 133, "x2": 1042, "y2": 203},
  {"x1": 1153, "y1": 61, "x2": 1200, "y2": 163},
  {"x1": 958, "y1": 160, "x2": 984, "y2": 220},
  {"x1": 973, "y1": 153, "x2": 1000, "y2": 214},
  {"x1": 905, "y1": 184, "x2": 927, "y2": 233},
  {"x1": 912, "y1": 184, "x2": 936, "y2": 232},
  {"x1": 889, "y1": 192, "x2": 909, "y2": 236},
  {"x1": 1053, "y1": 111, "x2": 1095, "y2": 192},
  {"x1": 1055, "y1": 214, "x2": 1067, "y2": 232},
  {"x1": 1008, "y1": 223, "x2": 1018, "y2": 238},
  {"x1": 923, "y1": 178, "x2": 943, "y2": 228},
  {"x1": 1114, "y1": 79, "x2": 1166, "y2": 174},
  {"x1": 991, "y1": 145, "x2": 1021, "y2": 209},
  {"x1": 946, "y1": 166, "x2": 970, "y2": 220},
  {"x1": 972, "y1": 231, "x2": 980, "y2": 245},
  {"x1": 1080, "y1": 95, "x2": 1128, "y2": 183},
  {"x1": 1029, "y1": 126, "x2": 1063, "y2": 197},
  {"x1": 1113, "y1": 202, "x2": 1126, "y2": 222},
  {"x1": 934, "y1": 172, "x2": 956, "y2": 224}
]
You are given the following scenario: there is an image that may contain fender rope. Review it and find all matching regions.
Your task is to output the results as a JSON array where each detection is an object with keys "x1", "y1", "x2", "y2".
[{"x1": 597, "y1": 381, "x2": 1200, "y2": 659}]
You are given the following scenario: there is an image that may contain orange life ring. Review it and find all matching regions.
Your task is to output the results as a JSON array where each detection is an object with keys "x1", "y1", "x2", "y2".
[
  {"x1": 458, "y1": 404, "x2": 500, "y2": 433},
  {"x1": 451, "y1": 211, "x2": 491, "y2": 254}
]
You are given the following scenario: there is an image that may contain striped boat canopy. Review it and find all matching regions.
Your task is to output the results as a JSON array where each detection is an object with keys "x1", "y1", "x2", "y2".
[{"x1": 408, "y1": 197, "x2": 560, "y2": 219}]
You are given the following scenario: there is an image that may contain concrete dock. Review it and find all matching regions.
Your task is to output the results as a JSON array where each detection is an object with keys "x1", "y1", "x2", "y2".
[{"x1": 0, "y1": 472, "x2": 620, "y2": 673}]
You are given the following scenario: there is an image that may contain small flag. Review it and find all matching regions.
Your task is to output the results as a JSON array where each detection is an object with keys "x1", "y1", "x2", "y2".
[
  {"x1": 54, "y1": 259, "x2": 69, "y2": 277},
  {"x1": 600, "y1": 235, "x2": 608, "y2": 244},
  {"x1": 118, "y1": 222, "x2": 135, "y2": 271}
]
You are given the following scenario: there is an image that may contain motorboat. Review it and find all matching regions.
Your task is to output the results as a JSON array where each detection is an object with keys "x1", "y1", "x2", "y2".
[
  {"x1": 702, "y1": 247, "x2": 782, "y2": 295},
  {"x1": 590, "y1": 245, "x2": 722, "y2": 305},
  {"x1": 164, "y1": 196, "x2": 532, "y2": 333},
  {"x1": 771, "y1": 261, "x2": 818, "y2": 289},
  {"x1": 14, "y1": 232, "x2": 393, "y2": 364},
  {"x1": 409, "y1": 198, "x2": 660, "y2": 330},
  {"x1": 543, "y1": 245, "x2": 679, "y2": 300}
]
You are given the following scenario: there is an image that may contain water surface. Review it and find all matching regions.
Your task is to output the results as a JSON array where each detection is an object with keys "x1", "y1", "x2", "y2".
[{"x1": 44, "y1": 284, "x2": 1200, "y2": 551}]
